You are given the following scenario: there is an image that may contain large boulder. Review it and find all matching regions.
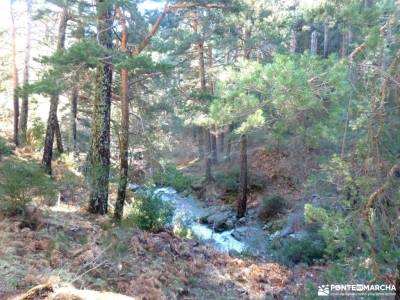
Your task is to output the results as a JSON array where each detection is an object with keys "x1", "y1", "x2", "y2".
[{"x1": 206, "y1": 211, "x2": 234, "y2": 232}]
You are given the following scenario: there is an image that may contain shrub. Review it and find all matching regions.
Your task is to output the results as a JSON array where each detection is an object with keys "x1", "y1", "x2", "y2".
[
  {"x1": 304, "y1": 204, "x2": 356, "y2": 258},
  {"x1": 0, "y1": 159, "x2": 56, "y2": 216},
  {"x1": 216, "y1": 169, "x2": 267, "y2": 194},
  {"x1": 0, "y1": 137, "x2": 12, "y2": 159},
  {"x1": 215, "y1": 168, "x2": 240, "y2": 193},
  {"x1": 26, "y1": 118, "x2": 45, "y2": 149},
  {"x1": 153, "y1": 164, "x2": 192, "y2": 192},
  {"x1": 249, "y1": 172, "x2": 267, "y2": 191},
  {"x1": 124, "y1": 189, "x2": 175, "y2": 232},
  {"x1": 280, "y1": 231, "x2": 326, "y2": 265},
  {"x1": 258, "y1": 194, "x2": 288, "y2": 222}
]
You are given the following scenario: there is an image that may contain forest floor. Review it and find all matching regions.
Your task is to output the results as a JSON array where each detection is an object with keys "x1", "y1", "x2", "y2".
[{"x1": 0, "y1": 145, "x2": 325, "y2": 299}]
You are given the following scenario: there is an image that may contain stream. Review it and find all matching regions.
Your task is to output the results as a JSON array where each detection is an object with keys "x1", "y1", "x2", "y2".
[{"x1": 129, "y1": 184, "x2": 268, "y2": 255}]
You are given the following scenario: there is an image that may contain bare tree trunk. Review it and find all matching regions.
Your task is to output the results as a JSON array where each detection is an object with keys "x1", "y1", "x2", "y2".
[
  {"x1": 323, "y1": 23, "x2": 329, "y2": 58},
  {"x1": 41, "y1": 6, "x2": 68, "y2": 174},
  {"x1": 237, "y1": 134, "x2": 247, "y2": 218},
  {"x1": 115, "y1": 7, "x2": 129, "y2": 221},
  {"x1": 19, "y1": 0, "x2": 32, "y2": 145},
  {"x1": 88, "y1": 0, "x2": 113, "y2": 215},
  {"x1": 10, "y1": 0, "x2": 19, "y2": 147},
  {"x1": 310, "y1": 30, "x2": 318, "y2": 55}
]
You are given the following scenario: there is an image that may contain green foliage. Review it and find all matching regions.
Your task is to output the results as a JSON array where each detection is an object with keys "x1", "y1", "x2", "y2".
[
  {"x1": 153, "y1": 164, "x2": 193, "y2": 193},
  {"x1": 0, "y1": 137, "x2": 12, "y2": 158},
  {"x1": 115, "y1": 54, "x2": 173, "y2": 74},
  {"x1": 258, "y1": 194, "x2": 288, "y2": 222},
  {"x1": 45, "y1": 40, "x2": 104, "y2": 68},
  {"x1": 26, "y1": 118, "x2": 46, "y2": 149},
  {"x1": 215, "y1": 168, "x2": 240, "y2": 193},
  {"x1": 124, "y1": 189, "x2": 175, "y2": 232},
  {"x1": 0, "y1": 159, "x2": 56, "y2": 216},
  {"x1": 279, "y1": 231, "x2": 326, "y2": 265},
  {"x1": 304, "y1": 204, "x2": 356, "y2": 258}
]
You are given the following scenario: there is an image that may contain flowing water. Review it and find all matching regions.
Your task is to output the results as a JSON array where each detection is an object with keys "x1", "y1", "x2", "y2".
[
  {"x1": 128, "y1": 184, "x2": 268, "y2": 255},
  {"x1": 154, "y1": 187, "x2": 247, "y2": 253}
]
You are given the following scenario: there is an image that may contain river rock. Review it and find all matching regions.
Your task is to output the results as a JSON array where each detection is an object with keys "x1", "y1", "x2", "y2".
[{"x1": 207, "y1": 211, "x2": 233, "y2": 232}]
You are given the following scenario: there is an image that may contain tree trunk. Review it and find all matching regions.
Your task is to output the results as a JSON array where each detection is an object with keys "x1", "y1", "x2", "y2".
[
  {"x1": 88, "y1": 0, "x2": 113, "y2": 215},
  {"x1": 197, "y1": 126, "x2": 204, "y2": 159},
  {"x1": 208, "y1": 46, "x2": 217, "y2": 165},
  {"x1": 115, "y1": 7, "x2": 129, "y2": 221},
  {"x1": 310, "y1": 30, "x2": 318, "y2": 55},
  {"x1": 41, "y1": 6, "x2": 68, "y2": 174},
  {"x1": 289, "y1": 29, "x2": 296, "y2": 54},
  {"x1": 211, "y1": 127, "x2": 218, "y2": 164},
  {"x1": 54, "y1": 116, "x2": 64, "y2": 153},
  {"x1": 19, "y1": 0, "x2": 32, "y2": 145},
  {"x1": 237, "y1": 29, "x2": 251, "y2": 218},
  {"x1": 341, "y1": 25, "x2": 352, "y2": 57},
  {"x1": 219, "y1": 129, "x2": 224, "y2": 154},
  {"x1": 226, "y1": 123, "x2": 234, "y2": 161},
  {"x1": 323, "y1": 23, "x2": 329, "y2": 58},
  {"x1": 69, "y1": 85, "x2": 78, "y2": 153},
  {"x1": 10, "y1": 0, "x2": 19, "y2": 147},
  {"x1": 237, "y1": 134, "x2": 247, "y2": 218},
  {"x1": 42, "y1": 94, "x2": 58, "y2": 174},
  {"x1": 205, "y1": 129, "x2": 213, "y2": 182},
  {"x1": 194, "y1": 15, "x2": 212, "y2": 179}
]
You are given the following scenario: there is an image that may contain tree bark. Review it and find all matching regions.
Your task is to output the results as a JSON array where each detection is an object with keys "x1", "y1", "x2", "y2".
[
  {"x1": 19, "y1": 0, "x2": 32, "y2": 145},
  {"x1": 208, "y1": 45, "x2": 217, "y2": 165},
  {"x1": 41, "y1": 6, "x2": 68, "y2": 174},
  {"x1": 69, "y1": 85, "x2": 78, "y2": 153},
  {"x1": 10, "y1": 0, "x2": 19, "y2": 147},
  {"x1": 237, "y1": 134, "x2": 247, "y2": 218},
  {"x1": 193, "y1": 14, "x2": 212, "y2": 179},
  {"x1": 237, "y1": 29, "x2": 251, "y2": 218},
  {"x1": 197, "y1": 126, "x2": 205, "y2": 159},
  {"x1": 54, "y1": 116, "x2": 64, "y2": 153},
  {"x1": 323, "y1": 23, "x2": 329, "y2": 58},
  {"x1": 88, "y1": 0, "x2": 113, "y2": 215},
  {"x1": 205, "y1": 129, "x2": 213, "y2": 182},
  {"x1": 219, "y1": 129, "x2": 224, "y2": 154},
  {"x1": 114, "y1": 7, "x2": 129, "y2": 221},
  {"x1": 226, "y1": 123, "x2": 234, "y2": 161},
  {"x1": 310, "y1": 30, "x2": 318, "y2": 55}
]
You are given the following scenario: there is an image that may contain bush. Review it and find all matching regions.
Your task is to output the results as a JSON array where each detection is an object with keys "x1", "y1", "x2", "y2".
[
  {"x1": 153, "y1": 164, "x2": 192, "y2": 192},
  {"x1": 280, "y1": 231, "x2": 326, "y2": 265},
  {"x1": 124, "y1": 189, "x2": 175, "y2": 232},
  {"x1": 249, "y1": 172, "x2": 267, "y2": 191},
  {"x1": 0, "y1": 137, "x2": 12, "y2": 159},
  {"x1": 26, "y1": 118, "x2": 46, "y2": 149},
  {"x1": 215, "y1": 168, "x2": 240, "y2": 193},
  {"x1": 258, "y1": 194, "x2": 288, "y2": 222},
  {"x1": 0, "y1": 159, "x2": 56, "y2": 216},
  {"x1": 304, "y1": 204, "x2": 356, "y2": 259},
  {"x1": 216, "y1": 169, "x2": 267, "y2": 194}
]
